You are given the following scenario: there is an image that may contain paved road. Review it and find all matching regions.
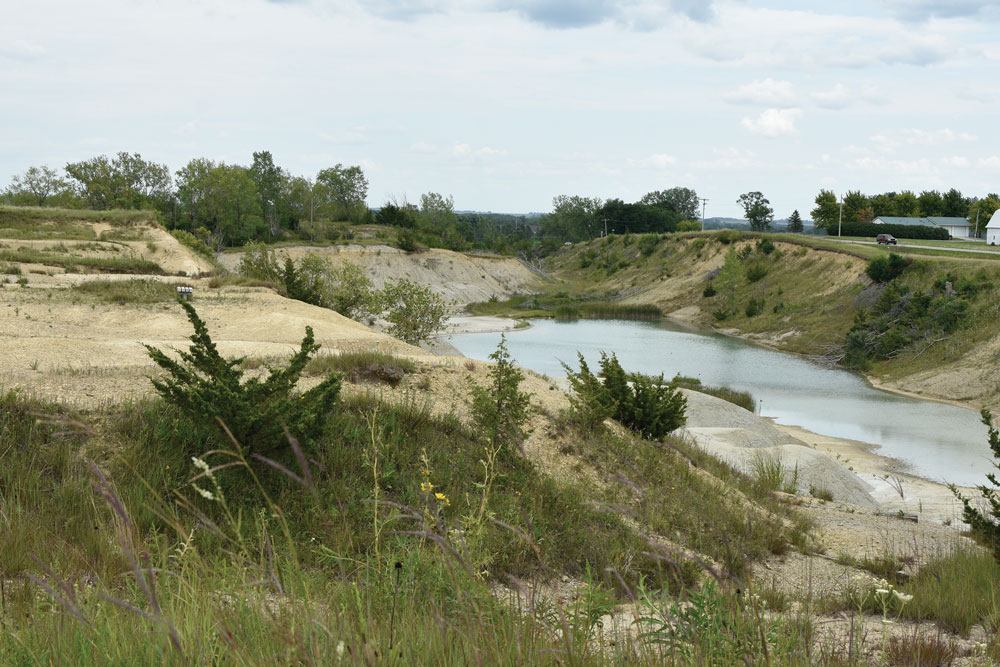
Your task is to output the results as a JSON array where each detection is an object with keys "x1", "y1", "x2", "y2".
[{"x1": 828, "y1": 238, "x2": 1000, "y2": 256}]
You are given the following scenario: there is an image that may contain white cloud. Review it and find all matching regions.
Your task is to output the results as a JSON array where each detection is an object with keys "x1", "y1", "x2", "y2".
[
  {"x1": 978, "y1": 157, "x2": 1000, "y2": 169},
  {"x1": 741, "y1": 108, "x2": 802, "y2": 137},
  {"x1": 871, "y1": 128, "x2": 978, "y2": 152},
  {"x1": 409, "y1": 141, "x2": 437, "y2": 154},
  {"x1": 693, "y1": 148, "x2": 758, "y2": 170},
  {"x1": 452, "y1": 142, "x2": 508, "y2": 159},
  {"x1": 942, "y1": 156, "x2": 970, "y2": 167},
  {"x1": 0, "y1": 39, "x2": 45, "y2": 60},
  {"x1": 630, "y1": 153, "x2": 677, "y2": 169},
  {"x1": 724, "y1": 78, "x2": 797, "y2": 107}
]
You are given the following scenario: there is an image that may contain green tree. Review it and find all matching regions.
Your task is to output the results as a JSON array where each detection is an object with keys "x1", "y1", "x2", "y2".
[
  {"x1": 144, "y1": 300, "x2": 341, "y2": 457},
  {"x1": 65, "y1": 152, "x2": 171, "y2": 211},
  {"x1": 375, "y1": 202, "x2": 416, "y2": 228},
  {"x1": 870, "y1": 193, "x2": 897, "y2": 218},
  {"x1": 468, "y1": 335, "x2": 532, "y2": 450},
  {"x1": 418, "y1": 192, "x2": 458, "y2": 232},
  {"x1": 969, "y1": 195, "x2": 1000, "y2": 236},
  {"x1": 541, "y1": 195, "x2": 603, "y2": 241},
  {"x1": 736, "y1": 191, "x2": 773, "y2": 232},
  {"x1": 640, "y1": 186, "x2": 700, "y2": 220},
  {"x1": 842, "y1": 190, "x2": 870, "y2": 224},
  {"x1": 315, "y1": 164, "x2": 368, "y2": 223},
  {"x1": 894, "y1": 190, "x2": 920, "y2": 217},
  {"x1": 810, "y1": 190, "x2": 840, "y2": 231},
  {"x1": 917, "y1": 190, "x2": 944, "y2": 217},
  {"x1": 175, "y1": 159, "x2": 263, "y2": 247},
  {"x1": 250, "y1": 150, "x2": 284, "y2": 238},
  {"x1": 786, "y1": 209, "x2": 803, "y2": 233},
  {"x1": 379, "y1": 278, "x2": 449, "y2": 345},
  {"x1": 5, "y1": 166, "x2": 70, "y2": 206},
  {"x1": 941, "y1": 188, "x2": 969, "y2": 218}
]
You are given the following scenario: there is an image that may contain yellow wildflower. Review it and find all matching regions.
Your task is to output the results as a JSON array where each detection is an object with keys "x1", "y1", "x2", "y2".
[
  {"x1": 421, "y1": 481, "x2": 434, "y2": 493},
  {"x1": 435, "y1": 492, "x2": 450, "y2": 506}
]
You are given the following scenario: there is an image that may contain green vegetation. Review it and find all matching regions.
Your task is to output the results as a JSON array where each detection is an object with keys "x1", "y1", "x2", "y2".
[
  {"x1": 144, "y1": 300, "x2": 342, "y2": 458},
  {"x1": 563, "y1": 352, "x2": 687, "y2": 440},
  {"x1": 72, "y1": 278, "x2": 178, "y2": 304},
  {"x1": 954, "y1": 410, "x2": 1000, "y2": 563},
  {"x1": 843, "y1": 278, "x2": 969, "y2": 369},
  {"x1": 865, "y1": 252, "x2": 908, "y2": 282},
  {"x1": 468, "y1": 336, "x2": 532, "y2": 449},
  {"x1": 380, "y1": 278, "x2": 450, "y2": 345},
  {"x1": 0, "y1": 246, "x2": 163, "y2": 274},
  {"x1": 304, "y1": 350, "x2": 416, "y2": 386},
  {"x1": 669, "y1": 375, "x2": 755, "y2": 412}
]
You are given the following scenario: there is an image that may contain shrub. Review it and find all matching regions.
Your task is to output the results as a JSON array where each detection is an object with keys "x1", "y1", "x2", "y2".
[
  {"x1": 396, "y1": 228, "x2": 418, "y2": 252},
  {"x1": 716, "y1": 229, "x2": 742, "y2": 244},
  {"x1": 702, "y1": 283, "x2": 717, "y2": 298},
  {"x1": 169, "y1": 229, "x2": 214, "y2": 258},
  {"x1": 866, "y1": 253, "x2": 908, "y2": 283},
  {"x1": 468, "y1": 335, "x2": 532, "y2": 449},
  {"x1": 563, "y1": 352, "x2": 686, "y2": 440},
  {"x1": 745, "y1": 262, "x2": 768, "y2": 283},
  {"x1": 744, "y1": 297, "x2": 764, "y2": 317},
  {"x1": 144, "y1": 300, "x2": 341, "y2": 457},
  {"x1": 757, "y1": 238, "x2": 776, "y2": 255},
  {"x1": 638, "y1": 234, "x2": 660, "y2": 257},
  {"x1": 237, "y1": 242, "x2": 282, "y2": 283},
  {"x1": 954, "y1": 410, "x2": 1000, "y2": 562},
  {"x1": 379, "y1": 278, "x2": 449, "y2": 345}
]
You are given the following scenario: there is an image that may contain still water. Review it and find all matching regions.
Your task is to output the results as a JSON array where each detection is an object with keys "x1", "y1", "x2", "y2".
[{"x1": 449, "y1": 318, "x2": 992, "y2": 487}]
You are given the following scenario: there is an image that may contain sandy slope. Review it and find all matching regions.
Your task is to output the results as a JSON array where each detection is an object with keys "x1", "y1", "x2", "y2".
[{"x1": 217, "y1": 244, "x2": 542, "y2": 306}]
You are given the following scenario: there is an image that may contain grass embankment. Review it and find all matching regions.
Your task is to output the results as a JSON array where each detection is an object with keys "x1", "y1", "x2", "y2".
[
  {"x1": 0, "y1": 205, "x2": 157, "y2": 241},
  {"x1": 490, "y1": 232, "x2": 1000, "y2": 395},
  {"x1": 0, "y1": 333, "x2": 830, "y2": 665}
]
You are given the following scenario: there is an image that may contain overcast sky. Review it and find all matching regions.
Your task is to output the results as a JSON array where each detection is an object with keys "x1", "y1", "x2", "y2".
[{"x1": 3, "y1": 0, "x2": 999, "y2": 218}]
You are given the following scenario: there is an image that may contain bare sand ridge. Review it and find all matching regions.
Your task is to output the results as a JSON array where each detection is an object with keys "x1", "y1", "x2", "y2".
[{"x1": 216, "y1": 244, "x2": 541, "y2": 307}]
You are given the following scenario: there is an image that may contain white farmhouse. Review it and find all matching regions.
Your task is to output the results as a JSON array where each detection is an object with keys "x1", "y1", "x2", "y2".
[{"x1": 987, "y1": 209, "x2": 1000, "y2": 245}]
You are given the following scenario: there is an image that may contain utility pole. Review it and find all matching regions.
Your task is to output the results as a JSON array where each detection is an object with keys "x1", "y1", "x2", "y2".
[
  {"x1": 700, "y1": 198, "x2": 709, "y2": 232},
  {"x1": 975, "y1": 208, "x2": 981, "y2": 239},
  {"x1": 838, "y1": 195, "x2": 843, "y2": 238},
  {"x1": 603, "y1": 217, "x2": 608, "y2": 237}
]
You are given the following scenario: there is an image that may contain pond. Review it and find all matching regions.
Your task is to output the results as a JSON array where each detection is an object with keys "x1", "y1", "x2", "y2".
[{"x1": 449, "y1": 318, "x2": 992, "y2": 487}]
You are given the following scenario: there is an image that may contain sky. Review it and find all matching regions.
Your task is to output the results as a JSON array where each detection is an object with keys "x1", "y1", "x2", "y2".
[{"x1": 2, "y1": 0, "x2": 1000, "y2": 218}]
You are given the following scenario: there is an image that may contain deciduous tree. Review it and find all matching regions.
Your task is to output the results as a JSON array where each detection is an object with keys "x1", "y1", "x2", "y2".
[
  {"x1": 810, "y1": 190, "x2": 839, "y2": 230},
  {"x1": 736, "y1": 191, "x2": 773, "y2": 232}
]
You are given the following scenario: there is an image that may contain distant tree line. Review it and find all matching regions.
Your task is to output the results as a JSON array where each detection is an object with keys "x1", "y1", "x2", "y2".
[
  {"x1": 810, "y1": 188, "x2": 999, "y2": 234},
  {"x1": 537, "y1": 187, "x2": 702, "y2": 242}
]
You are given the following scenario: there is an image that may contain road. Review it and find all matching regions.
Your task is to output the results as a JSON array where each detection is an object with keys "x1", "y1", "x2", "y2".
[{"x1": 827, "y1": 238, "x2": 1000, "y2": 256}]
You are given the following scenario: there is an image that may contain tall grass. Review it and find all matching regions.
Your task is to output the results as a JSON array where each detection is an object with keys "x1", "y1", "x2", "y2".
[
  {"x1": 670, "y1": 375, "x2": 756, "y2": 412},
  {"x1": 73, "y1": 279, "x2": 178, "y2": 304},
  {"x1": 0, "y1": 247, "x2": 163, "y2": 274}
]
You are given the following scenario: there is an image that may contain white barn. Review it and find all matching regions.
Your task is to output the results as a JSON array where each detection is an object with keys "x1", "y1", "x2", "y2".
[{"x1": 987, "y1": 209, "x2": 1000, "y2": 245}]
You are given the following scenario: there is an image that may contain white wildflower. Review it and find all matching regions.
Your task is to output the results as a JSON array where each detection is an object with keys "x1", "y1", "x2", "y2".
[
  {"x1": 893, "y1": 590, "x2": 913, "y2": 603},
  {"x1": 191, "y1": 457, "x2": 210, "y2": 473},
  {"x1": 194, "y1": 485, "x2": 215, "y2": 501},
  {"x1": 336, "y1": 640, "x2": 345, "y2": 660}
]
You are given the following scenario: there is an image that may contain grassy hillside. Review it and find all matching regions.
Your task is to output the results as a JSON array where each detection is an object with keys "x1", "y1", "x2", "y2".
[{"x1": 518, "y1": 231, "x2": 1000, "y2": 408}]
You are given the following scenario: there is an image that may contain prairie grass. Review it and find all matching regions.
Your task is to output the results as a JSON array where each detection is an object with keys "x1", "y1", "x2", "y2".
[
  {"x1": 0, "y1": 247, "x2": 164, "y2": 274},
  {"x1": 2, "y1": 386, "x2": 995, "y2": 663},
  {"x1": 305, "y1": 350, "x2": 417, "y2": 386},
  {"x1": 670, "y1": 375, "x2": 756, "y2": 412},
  {"x1": 0, "y1": 204, "x2": 157, "y2": 227},
  {"x1": 72, "y1": 278, "x2": 178, "y2": 304},
  {"x1": 901, "y1": 546, "x2": 1000, "y2": 634}
]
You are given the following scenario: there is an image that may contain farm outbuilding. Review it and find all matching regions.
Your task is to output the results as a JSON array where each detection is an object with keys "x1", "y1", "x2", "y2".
[
  {"x1": 987, "y1": 209, "x2": 1000, "y2": 245},
  {"x1": 871, "y1": 216, "x2": 972, "y2": 238}
]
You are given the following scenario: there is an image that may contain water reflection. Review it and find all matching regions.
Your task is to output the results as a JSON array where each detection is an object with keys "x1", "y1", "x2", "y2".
[{"x1": 449, "y1": 318, "x2": 991, "y2": 486}]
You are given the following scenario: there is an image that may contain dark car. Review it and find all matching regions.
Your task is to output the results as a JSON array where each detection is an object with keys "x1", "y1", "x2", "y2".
[{"x1": 876, "y1": 233, "x2": 897, "y2": 245}]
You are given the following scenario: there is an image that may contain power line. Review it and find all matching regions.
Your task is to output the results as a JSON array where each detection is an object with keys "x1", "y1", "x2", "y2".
[{"x1": 700, "y1": 198, "x2": 709, "y2": 232}]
